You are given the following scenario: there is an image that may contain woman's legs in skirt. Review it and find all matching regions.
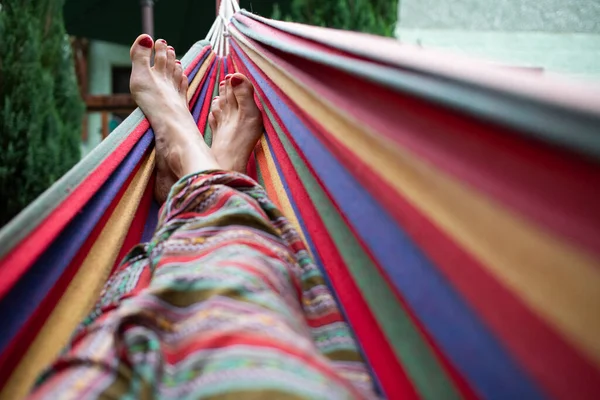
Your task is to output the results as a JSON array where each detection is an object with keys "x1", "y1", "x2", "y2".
[{"x1": 29, "y1": 35, "x2": 376, "y2": 399}]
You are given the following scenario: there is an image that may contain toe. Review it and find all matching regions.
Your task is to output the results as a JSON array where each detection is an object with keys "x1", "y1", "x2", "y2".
[
  {"x1": 211, "y1": 97, "x2": 223, "y2": 121},
  {"x1": 130, "y1": 34, "x2": 153, "y2": 63},
  {"x1": 208, "y1": 112, "x2": 217, "y2": 133},
  {"x1": 215, "y1": 94, "x2": 226, "y2": 113},
  {"x1": 154, "y1": 39, "x2": 168, "y2": 72},
  {"x1": 230, "y1": 73, "x2": 254, "y2": 100},
  {"x1": 218, "y1": 80, "x2": 226, "y2": 98},
  {"x1": 179, "y1": 69, "x2": 189, "y2": 101},
  {"x1": 229, "y1": 73, "x2": 254, "y2": 106},
  {"x1": 173, "y1": 61, "x2": 183, "y2": 89},
  {"x1": 166, "y1": 46, "x2": 176, "y2": 76},
  {"x1": 130, "y1": 34, "x2": 154, "y2": 90},
  {"x1": 230, "y1": 73, "x2": 256, "y2": 112}
]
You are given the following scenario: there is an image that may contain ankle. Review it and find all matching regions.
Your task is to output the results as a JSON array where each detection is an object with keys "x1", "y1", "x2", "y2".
[{"x1": 182, "y1": 143, "x2": 222, "y2": 175}]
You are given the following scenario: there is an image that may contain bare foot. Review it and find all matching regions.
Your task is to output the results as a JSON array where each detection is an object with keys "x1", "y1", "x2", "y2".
[
  {"x1": 129, "y1": 34, "x2": 221, "y2": 203},
  {"x1": 208, "y1": 73, "x2": 264, "y2": 173}
]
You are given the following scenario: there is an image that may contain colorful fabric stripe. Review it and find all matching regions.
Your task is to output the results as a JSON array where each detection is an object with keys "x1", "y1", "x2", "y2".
[
  {"x1": 30, "y1": 171, "x2": 375, "y2": 400},
  {"x1": 0, "y1": 11, "x2": 599, "y2": 400}
]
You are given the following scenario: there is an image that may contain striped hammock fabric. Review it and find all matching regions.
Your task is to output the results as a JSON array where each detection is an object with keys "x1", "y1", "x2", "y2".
[{"x1": 1, "y1": 8, "x2": 600, "y2": 400}]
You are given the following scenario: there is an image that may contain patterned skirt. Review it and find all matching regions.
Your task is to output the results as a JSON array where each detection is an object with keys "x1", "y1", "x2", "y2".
[{"x1": 29, "y1": 171, "x2": 377, "y2": 399}]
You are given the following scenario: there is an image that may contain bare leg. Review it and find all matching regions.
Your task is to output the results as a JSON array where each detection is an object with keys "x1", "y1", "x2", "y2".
[
  {"x1": 130, "y1": 35, "x2": 265, "y2": 201},
  {"x1": 129, "y1": 34, "x2": 221, "y2": 202}
]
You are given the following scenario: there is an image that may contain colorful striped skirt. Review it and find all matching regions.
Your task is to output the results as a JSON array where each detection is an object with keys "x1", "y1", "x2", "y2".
[{"x1": 28, "y1": 171, "x2": 377, "y2": 399}]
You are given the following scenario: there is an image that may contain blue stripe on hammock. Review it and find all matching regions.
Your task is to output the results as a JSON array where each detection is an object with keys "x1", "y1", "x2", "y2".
[
  {"x1": 0, "y1": 130, "x2": 154, "y2": 355},
  {"x1": 191, "y1": 61, "x2": 217, "y2": 121},
  {"x1": 0, "y1": 45, "x2": 210, "y2": 361},
  {"x1": 188, "y1": 50, "x2": 209, "y2": 84},
  {"x1": 233, "y1": 44, "x2": 545, "y2": 400},
  {"x1": 141, "y1": 200, "x2": 160, "y2": 243},
  {"x1": 262, "y1": 131, "x2": 384, "y2": 396},
  {"x1": 223, "y1": 56, "x2": 230, "y2": 75}
]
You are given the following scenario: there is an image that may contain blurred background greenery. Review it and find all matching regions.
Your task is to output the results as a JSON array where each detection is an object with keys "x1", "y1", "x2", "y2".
[
  {"x1": 0, "y1": 0, "x2": 395, "y2": 226},
  {"x1": 272, "y1": 0, "x2": 397, "y2": 37},
  {"x1": 0, "y1": 0, "x2": 84, "y2": 226},
  {"x1": 6, "y1": 0, "x2": 594, "y2": 227}
]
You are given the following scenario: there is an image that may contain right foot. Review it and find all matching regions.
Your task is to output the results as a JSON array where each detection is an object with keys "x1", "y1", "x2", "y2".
[
  {"x1": 209, "y1": 73, "x2": 264, "y2": 173},
  {"x1": 129, "y1": 34, "x2": 221, "y2": 203}
]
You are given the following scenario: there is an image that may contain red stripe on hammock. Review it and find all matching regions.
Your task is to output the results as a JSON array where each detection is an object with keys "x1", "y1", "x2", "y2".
[
  {"x1": 109, "y1": 172, "x2": 155, "y2": 276},
  {"x1": 0, "y1": 120, "x2": 149, "y2": 301},
  {"x1": 189, "y1": 56, "x2": 216, "y2": 112},
  {"x1": 197, "y1": 57, "x2": 219, "y2": 134},
  {"x1": 0, "y1": 159, "x2": 144, "y2": 391},
  {"x1": 184, "y1": 46, "x2": 210, "y2": 77}
]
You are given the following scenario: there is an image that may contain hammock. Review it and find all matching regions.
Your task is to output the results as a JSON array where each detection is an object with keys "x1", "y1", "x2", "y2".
[{"x1": 1, "y1": 2, "x2": 600, "y2": 398}]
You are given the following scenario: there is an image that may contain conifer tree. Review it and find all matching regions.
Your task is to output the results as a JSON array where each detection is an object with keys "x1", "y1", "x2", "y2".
[
  {"x1": 0, "y1": 0, "x2": 84, "y2": 226},
  {"x1": 272, "y1": 0, "x2": 397, "y2": 37}
]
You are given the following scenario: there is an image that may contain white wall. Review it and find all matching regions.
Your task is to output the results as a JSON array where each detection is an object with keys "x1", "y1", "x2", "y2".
[{"x1": 395, "y1": 0, "x2": 600, "y2": 81}]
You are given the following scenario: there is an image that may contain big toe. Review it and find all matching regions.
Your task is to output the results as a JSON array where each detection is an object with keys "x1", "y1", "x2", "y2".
[
  {"x1": 130, "y1": 34, "x2": 153, "y2": 69},
  {"x1": 229, "y1": 73, "x2": 255, "y2": 107},
  {"x1": 130, "y1": 35, "x2": 153, "y2": 91}
]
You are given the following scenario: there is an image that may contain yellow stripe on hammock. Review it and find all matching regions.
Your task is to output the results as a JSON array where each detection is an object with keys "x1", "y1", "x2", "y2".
[
  {"x1": 1, "y1": 151, "x2": 156, "y2": 400},
  {"x1": 257, "y1": 136, "x2": 310, "y2": 249},
  {"x1": 187, "y1": 53, "x2": 216, "y2": 103}
]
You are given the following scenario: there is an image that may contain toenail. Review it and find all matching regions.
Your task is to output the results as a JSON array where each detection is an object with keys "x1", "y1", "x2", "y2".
[
  {"x1": 139, "y1": 36, "x2": 153, "y2": 48},
  {"x1": 158, "y1": 39, "x2": 167, "y2": 44},
  {"x1": 231, "y1": 76, "x2": 243, "y2": 87},
  {"x1": 175, "y1": 60, "x2": 181, "y2": 64},
  {"x1": 168, "y1": 46, "x2": 175, "y2": 52},
  {"x1": 225, "y1": 74, "x2": 232, "y2": 80}
]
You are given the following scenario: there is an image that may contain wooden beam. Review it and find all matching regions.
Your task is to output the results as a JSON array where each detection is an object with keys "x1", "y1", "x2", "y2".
[
  {"x1": 85, "y1": 94, "x2": 137, "y2": 112},
  {"x1": 101, "y1": 112, "x2": 110, "y2": 139}
]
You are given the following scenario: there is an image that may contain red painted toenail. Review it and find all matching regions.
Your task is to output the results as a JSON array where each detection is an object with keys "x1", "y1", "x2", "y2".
[
  {"x1": 175, "y1": 60, "x2": 181, "y2": 64},
  {"x1": 167, "y1": 46, "x2": 175, "y2": 52},
  {"x1": 139, "y1": 36, "x2": 153, "y2": 48},
  {"x1": 158, "y1": 39, "x2": 167, "y2": 44},
  {"x1": 225, "y1": 74, "x2": 232, "y2": 80},
  {"x1": 231, "y1": 76, "x2": 243, "y2": 87}
]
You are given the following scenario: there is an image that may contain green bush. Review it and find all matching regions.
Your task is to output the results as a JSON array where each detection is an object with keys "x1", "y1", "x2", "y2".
[
  {"x1": 272, "y1": 0, "x2": 398, "y2": 37},
  {"x1": 0, "y1": 0, "x2": 84, "y2": 226}
]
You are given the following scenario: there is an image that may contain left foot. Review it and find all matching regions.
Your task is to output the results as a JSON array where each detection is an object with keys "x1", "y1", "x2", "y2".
[{"x1": 129, "y1": 35, "x2": 221, "y2": 203}]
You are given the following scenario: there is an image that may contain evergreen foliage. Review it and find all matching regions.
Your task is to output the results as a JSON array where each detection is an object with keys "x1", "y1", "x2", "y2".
[
  {"x1": 272, "y1": 0, "x2": 397, "y2": 37},
  {"x1": 0, "y1": 0, "x2": 84, "y2": 226}
]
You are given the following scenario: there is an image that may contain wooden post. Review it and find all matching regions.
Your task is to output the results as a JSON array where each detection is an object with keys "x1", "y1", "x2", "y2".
[
  {"x1": 71, "y1": 38, "x2": 90, "y2": 141},
  {"x1": 101, "y1": 112, "x2": 109, "y2": 139},
  {"x1": 140, "y1": 0, "x2": 154, "y2": 37}
]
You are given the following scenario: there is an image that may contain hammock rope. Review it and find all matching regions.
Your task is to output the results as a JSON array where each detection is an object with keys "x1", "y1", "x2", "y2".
[{"x1": 1, "y1": 1, "x2": 600, "y2": 398}]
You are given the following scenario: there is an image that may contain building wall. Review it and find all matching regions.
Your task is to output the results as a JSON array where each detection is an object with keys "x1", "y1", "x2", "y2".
[
  {"x1": 82, "y1": 40, "x2": 131, "y2": 155},
  {"x1": 395, "y1": 0, "x2": 600, "y2": 81}
]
